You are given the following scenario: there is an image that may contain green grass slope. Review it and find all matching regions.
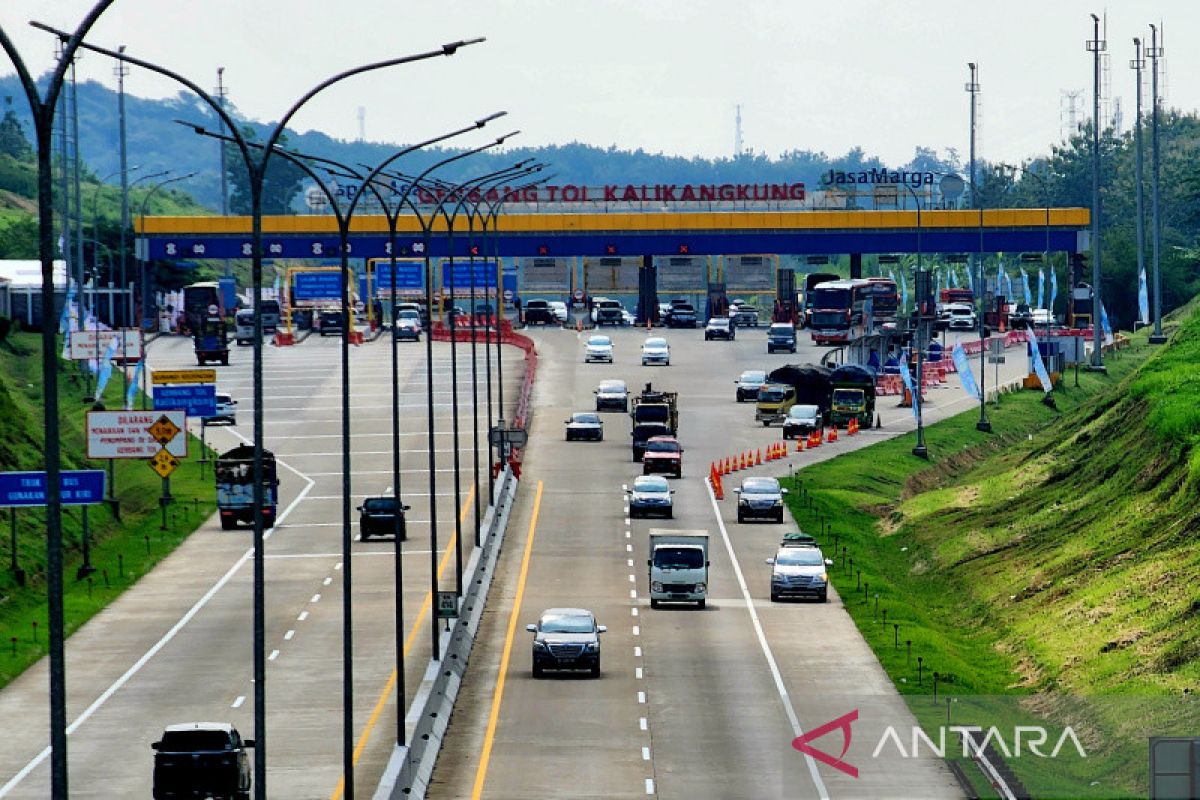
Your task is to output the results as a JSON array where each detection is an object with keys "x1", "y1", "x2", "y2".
[
  {"x1": 783, "y1": 307, "x2": 1200, "y2": 797},
  {"x1": 0, "y1": 333, "x2": 216, "y2": 687}
]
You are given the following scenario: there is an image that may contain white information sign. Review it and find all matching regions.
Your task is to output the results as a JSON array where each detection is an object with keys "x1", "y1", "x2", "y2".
[
  {"x1": 69, "y1": 329, "x2": 142, "y2": 362},
  {"x1": 86, "y1": 410, "x2": 188, "y2": 459}
]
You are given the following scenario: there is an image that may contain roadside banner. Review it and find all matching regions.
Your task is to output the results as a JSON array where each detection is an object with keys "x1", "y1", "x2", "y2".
[
  {"x1": 1037, "y1": 268, "x2": 1045, "y2": 310},
  {"x1": 1138, "y1": 268, "x2": 1150, "y2": 325},
  {"x1": 1019, "y1": 266, "x2": 1032, "y2": 305},
  {"x1": 951, "y1": 342, "x2": 981, "y2": 400},
  {"x1": 58, "y1": 281, "x2": 76, "y2": 334},
  {"x1": 1026, "y1": 327, "x2": 1053, "y2": 393},
  {"x1": 897, "y1": 352, "x2": 918, "y2": 420},
  {"x1": 94, "y1": 335, "x2": 120, "y2": 397},
  {"x1": 1050, "y1": 268, "x2": 1058, "y2": 314},
  {"x1": 1099, "y1": 300, "x2": 1114, "y2": 345},
  {"x1": 126, "y1": 359, "x2": 143, "y2": 410},
  {"x1": 899, "y1": 272, "x2": 908, "y2": 313}
]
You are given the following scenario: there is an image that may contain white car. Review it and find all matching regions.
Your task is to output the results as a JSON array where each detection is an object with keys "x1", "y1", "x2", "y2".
[
  {"x1": 945, "y1": 303, "x2": 977, "y2": 330},
  {"x1": 584, "y1": 334, "x2": 614, "y2": 363},
  {"x1": 548, "y1": 301, "x2": 568, "y2": 324},
  {"x1": 203, "y1": 392, "x2": 237, "y2": 425},
  {"x1": 641, "y1": 337, "x2": 670, "y2": 366}
]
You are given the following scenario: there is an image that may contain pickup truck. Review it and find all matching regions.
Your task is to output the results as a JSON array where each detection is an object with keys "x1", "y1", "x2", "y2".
[
  {"x1": 648, "y1": 530, "x2": 709, "y2": 608},
  {"x1": 152, "y1": 723, "x2": 254, "y2": 800}
]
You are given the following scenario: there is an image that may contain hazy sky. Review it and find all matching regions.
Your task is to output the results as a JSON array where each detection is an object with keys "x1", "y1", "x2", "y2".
[{"x1": 1, "y1": 1, "x2": 1195, "y2": 169}]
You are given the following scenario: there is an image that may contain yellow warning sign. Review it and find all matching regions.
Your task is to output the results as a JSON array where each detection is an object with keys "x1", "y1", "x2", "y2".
[
  {"x1": 152, "y1": 369, "x2": 216, "y2": 385},
  {"x1": 147, "y1": 415, "x2": 182, "y2": 445},
  {"x1": 149, "y1": 449, "x2": 180, "y2": 478}
]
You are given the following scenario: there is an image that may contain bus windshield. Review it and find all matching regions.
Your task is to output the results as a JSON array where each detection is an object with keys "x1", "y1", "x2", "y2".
[
  {"x1": 811, "y1": 311, "x2": 849, "y2": 328},
  {"x1": 811, "y1": 287, "x2": 850, "y2": 309}
]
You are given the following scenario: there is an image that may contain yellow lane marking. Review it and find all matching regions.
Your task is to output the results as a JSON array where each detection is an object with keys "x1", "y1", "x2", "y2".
[
  {"x1": 471, "y1": 480, "x2": 544, "y2": 800},
  {"x1": 330, "y1": 486, "x2": 474, "y2": 800}
]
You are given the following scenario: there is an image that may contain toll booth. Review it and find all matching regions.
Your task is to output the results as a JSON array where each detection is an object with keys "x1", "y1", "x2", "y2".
[
  {"x1": 1069, "y1": 282, "x2": 1093, "y2": 328},
  {"x1": 720, "y1": 254, "x2": 777, "y2": 320},
  {"x1": 519, "y1": 256, "x2": 572, "y2": 303}
]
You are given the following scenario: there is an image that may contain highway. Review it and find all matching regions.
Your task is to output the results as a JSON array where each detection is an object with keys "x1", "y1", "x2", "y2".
[
  {"x1": 0, "y1": 329, "x2": 524, "y2": 799},
  {"x1": 430, "y1": 322, "x2": 1030, "y2": 799}
]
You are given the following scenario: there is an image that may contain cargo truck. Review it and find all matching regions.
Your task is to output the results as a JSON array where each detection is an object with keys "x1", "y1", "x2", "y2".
[
  {"x1": 630, "y1": 383, "x2": 678, "y2": 433},
  {"x1": 828, "y1": 363, "x2": 877, "y2": 428},
  {"x1": 647, "y1": 530, "x2": 709, "y2": 608},
  {"x1": 216, "y1": 445, "x2": 279, "y2": 530}
]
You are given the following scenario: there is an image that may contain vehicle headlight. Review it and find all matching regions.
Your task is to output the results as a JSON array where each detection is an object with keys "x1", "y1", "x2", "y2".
[
  {"x1": 816, "y1": 574, "x2": 828, "y2": 584},
  {"x1": 694, "y1": 583, "x2": 706, "y2": 593},
  {"x1": 651, "y1": 581, "x2": 664, "y2": 593},
  {"x1": 585, "y1": 642, "x2": 599, "y2": 652},
  {"x1": 532, "y1": 640, "x2": 548, "y2": 650},
  {"x1": 771, "y1": 574, "x2": 784, "y2": 584}
]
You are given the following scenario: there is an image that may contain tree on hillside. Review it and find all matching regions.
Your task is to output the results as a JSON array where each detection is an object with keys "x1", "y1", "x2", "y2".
[
  {"x1": 0, "y1": 109, "x2": 32, "y2": 160},
  {"x1": 225, "y1": 127, "x2": 306, "y2": 215}
]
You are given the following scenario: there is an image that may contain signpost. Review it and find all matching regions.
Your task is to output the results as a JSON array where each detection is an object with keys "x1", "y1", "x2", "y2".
[
  {"x1": 1, "y1": 470, "x2": 108, "y2": 583},
  {"x1": 87, "y1": 410, "x2": 188, "y2": 459},
  {"x1": 292, "y1": 270, "x2": 345, "y2": 302},
  {"x1": 153, "y1": 384, "x2": 217, "y2": 418},
  {"x1": 436, "y1": 590, "x2": 458, "y2": 630},
  {"x1": 68, "y1": 329, "x2": 142, "y2": 362}
]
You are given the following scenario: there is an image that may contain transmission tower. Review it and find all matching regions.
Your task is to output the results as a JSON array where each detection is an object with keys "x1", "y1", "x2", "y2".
[
  {"x1": 1060, "y1": 89, "x2": 1084, "y2": 139},
  {"x1": 357, "y1": 106, "x2": 366, "y2": 142},
  {"x1": 734, "y1": 104, "x2": 743, "y2": 158}
]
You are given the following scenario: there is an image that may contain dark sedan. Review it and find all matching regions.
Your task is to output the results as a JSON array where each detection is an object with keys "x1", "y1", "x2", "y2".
[
  {"x1": 565, "y1": 412, "x2": 604, "y2": 441},
  {"x1": 357, "y1": 496, "x2": 409, "y2": 540}
]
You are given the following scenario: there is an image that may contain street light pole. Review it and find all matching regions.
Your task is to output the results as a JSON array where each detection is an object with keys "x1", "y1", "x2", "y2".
[
  {"x1": 965, "y1": 63, "x2": 991, "y2": 432},
  {"x1": 1148, "y1": 24, "x2": 1166, "y2": 344},
  {"x1": 0, "y1": 5, "x2": 121, "y2": 793},
  {"x1": 137, "y1": 172, "x2": 194, "y2": 334},
  {"x1": 1131, "y1": 38, "x2": 1148, "y2": 334},
  {"x1": 1086, "y1": 13, "x2": 1107, "y2": 372}
]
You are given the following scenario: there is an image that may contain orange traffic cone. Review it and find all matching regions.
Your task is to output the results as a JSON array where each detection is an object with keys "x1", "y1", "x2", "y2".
[
  {"x1": 810, "y1": 431, "x2": 821, "y2": 448},
  {"x1": 796, "y1": 437, "x2": 805, "y2": 452},
  {"x1": 755, "y1": 449, "x2": 763, "y2": 466},
  {"x1": 827, "y1": 426, "x2": 838, "y2": 443}
]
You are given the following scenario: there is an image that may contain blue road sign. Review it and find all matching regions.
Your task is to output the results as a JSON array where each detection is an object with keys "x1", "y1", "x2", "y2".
[
  {"x1": 373, "y1": 262, "x2": 424, "y2": 291},
  {"x1": 154, "y1": 384, "x2": 217, "y2": 418},
  {"x1": 441, "y1": 262, "x2": 498, "y2": 289},
  {"x1": 293, "y1": 271, "x2": 345, "y2": 301},
  {"x1": 0, "y1": 470, "x2": 107, "y2": 507}
]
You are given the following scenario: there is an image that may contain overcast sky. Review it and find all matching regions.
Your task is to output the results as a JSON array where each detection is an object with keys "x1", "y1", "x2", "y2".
[{"x1": 2, "y1": 1, "x2": 1195, "y2": 170}]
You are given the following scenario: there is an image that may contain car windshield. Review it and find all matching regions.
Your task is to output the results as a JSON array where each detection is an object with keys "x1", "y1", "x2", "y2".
[
  {"x1": 598, "y1": 380, "x2": 626, "y2": 393},
  {"x1": 644, "y1": 338, "x2": 667, "y2": 348},
  {"x1": 634, "y1": 425, "x2": 669, "y2": 437},
  {"x1": 709, "y1": 318, "x2": 729, "y2": 327},
  {"x1": 363, "y1": 497, "x2": 400, "y2": 513},
  {"x1": 769, "y1": 325, "x2": 794, "y2": 336},
  {"x1": 216, "y1": 394, "x2": 233, "y2": 404},
  {"x1": 788, "y1": 406, "x2": 817, "y2": 419},
  {"x1": 540, "y1": 614, "x2": 594, "y2": 633},
  {"x1": 776, "y1": 549, "x2": 825, "y2": 567},
  {"x1": 646, "y1": 440, "x2": 680, "y2": 453},
  {"x1": 759, "y1": 388, "x2": 787, "y2": 402},
  {"x1": 742, "y1": 478, "x2": 780, "y2": 494},
  {"x1": 653, "y1": 548, "x2": 704, "y2": 569},
  {"x1": 571, "y1": 413, "x2": 600, "y2": 424},
  {"x1": 740, "y1": 371, "x2": 766, "y2": 384},
  {"x1": 397, "y1": 310, "x2": 420, "y2": 319},
  {"x1": 587, "y1": 336, "x2": 611, "y2": 346},
  {"x1": 634, "y1": 476, "x2": 669, "y2": 492}
]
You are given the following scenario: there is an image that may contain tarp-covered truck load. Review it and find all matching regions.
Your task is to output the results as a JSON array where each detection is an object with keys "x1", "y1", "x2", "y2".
[
  {"x1": 767, "y1": 364, "x2": 833, "y2": 420},
  {"x1": 215, "y1": 445, "x2": 279, "y2": 530}
]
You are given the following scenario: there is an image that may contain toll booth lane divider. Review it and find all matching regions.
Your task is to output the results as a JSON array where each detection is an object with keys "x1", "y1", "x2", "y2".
[{"x1": 373, "y1": 466, "x2": 519, "y2": 800}]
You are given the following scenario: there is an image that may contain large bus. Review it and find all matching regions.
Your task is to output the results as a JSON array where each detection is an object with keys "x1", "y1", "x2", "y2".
[
  {"x1": 864, "y1": 277, "x2": 900, "y2": 325},
  {"x1": 808, "y1": 278, "x2": 873, "y2": 345},
  {"x1": 800, "y1": 272, "x2": 840, "y2": 328}
]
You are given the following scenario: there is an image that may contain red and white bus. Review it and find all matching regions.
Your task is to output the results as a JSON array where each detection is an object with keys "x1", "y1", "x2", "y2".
[
  {"x1": 864, "y1": 277, "x2": 899, "y2": 325},
  {"x1": 808, "y1": 279, "x2": 873, "y2": 344}
]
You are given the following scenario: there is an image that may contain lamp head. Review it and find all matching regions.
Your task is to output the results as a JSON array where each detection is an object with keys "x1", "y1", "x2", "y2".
[
  {"x1": 443, "y1": 36, "x2": 486, "y2": 55},
  {"x1": 475, "y1": 111, "x2": 507, "y2": 127}
]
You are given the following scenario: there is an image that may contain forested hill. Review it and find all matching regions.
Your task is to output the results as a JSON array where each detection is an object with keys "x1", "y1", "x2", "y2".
[{"x1": 0, "y1": 73, "x2": 960, "y2": 213}]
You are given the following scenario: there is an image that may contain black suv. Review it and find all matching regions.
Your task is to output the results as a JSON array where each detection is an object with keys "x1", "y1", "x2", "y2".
[
  {"x1": 152, "y1": 723, "x2": 254, "y2": 800},
  {"x1": 666, "y1": 304, "x2": 698, "y2": 328},
  {"x1": 523, "y1": 299, "x2": 556, "y2": 325},
  {"x1": 357, "y1": 496, "x2": 409, "y2": 540},
  {"x1": 766, "y1": 323, "x2": 797, "y2": 353},
  {"x1": 318, "y1": 309, "x2": 345, "y2": 337}
]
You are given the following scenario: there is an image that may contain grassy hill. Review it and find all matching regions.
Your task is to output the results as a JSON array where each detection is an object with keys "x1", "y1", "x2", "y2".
[
  {"x1": 783, "y1": 308, "x2": 1199, "y2": 797},
  {"x1": 0, "y1": 332, "x2": 215, "y2": 687}
]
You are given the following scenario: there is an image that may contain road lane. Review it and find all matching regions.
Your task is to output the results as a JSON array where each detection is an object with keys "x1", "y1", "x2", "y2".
[
  {"x1": 431, "y1": 321, "x2": 1032, "y2": 799},
  {"x1": 0, "y1": 331, "x2": 524, "y2": 799}
]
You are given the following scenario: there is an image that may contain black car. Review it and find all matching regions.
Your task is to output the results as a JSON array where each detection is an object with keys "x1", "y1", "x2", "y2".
[
  {"x1": 527, "y1": 608, "x2": 606, "y2": 678},
  {"x1": 318, "y1": 309, "x2": 345, "y2": 337},
  {"x1": 565, "y1": 411, "x2": 604, "y2": 441},
  {"x1": 152, "y1": 723, "x2": 254, "y2": 800},
  {"x1": 357, "y1": 496, "x2": 409, "y2": 540},
  {"x1": 666, "y1": 304, "x2": 698, "y2": 328},
  {"x1": 523, "y1": 299, "x2": 556, "y2": 325},
  {"x1": 766, "y1": 322, "x2": 797, "y2": 353},
  {"x1": 1008, "y1": 303, "x2": 1034, "y2": 329},
  {"x1": 705, "y1": 316, "x2": 735, "y2": 340}
]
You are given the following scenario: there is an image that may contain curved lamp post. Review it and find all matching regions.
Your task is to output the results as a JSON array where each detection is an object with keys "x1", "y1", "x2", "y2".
[
  {"x1": 0, "y1": 4, "x2": 121, "y2": 793},
  {"x1": 137, "y1": 172, "x2": 195, "y2": 336},
  {"x1": 39, "y1": 24, "x2": 485, "y2": 800}
]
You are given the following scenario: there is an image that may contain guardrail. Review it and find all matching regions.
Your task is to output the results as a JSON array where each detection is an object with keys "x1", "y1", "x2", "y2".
[{"x1": 373, "y1": 466, "x2": 519, "y2": 800}]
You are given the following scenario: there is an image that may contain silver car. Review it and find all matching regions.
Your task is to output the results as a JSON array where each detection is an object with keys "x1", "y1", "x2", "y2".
[
  {"x1": 627, "y1": 475, "x2": 674, "y2": 519},
  {"x1": 782, "y1": 404, "x2": 822, "y2": 439},
  {"x1": 594, "y1": 379, "x2": 629, "y2": 412},
  {"x1": 767, "y1": 542, "x2": 833, "y2": 602},
  {"x1": 203, "y1": 392, "x2": 237, "y2": 426},
  {"x1": 641, "y1": 337, "x2": 670, "y2": 366},
  {"x1": 585, "y1": 335, "x2": 614, "y2": 363}
]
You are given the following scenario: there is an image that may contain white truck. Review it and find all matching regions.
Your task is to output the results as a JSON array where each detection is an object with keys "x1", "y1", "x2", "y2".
[{"x1": 647, "y1": 530, "x2": 710, "y2": 609}]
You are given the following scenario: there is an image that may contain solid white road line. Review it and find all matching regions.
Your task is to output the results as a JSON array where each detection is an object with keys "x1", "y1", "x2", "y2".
[{"x1": 705, "y1": 479, "x2": 829, "y2": 800}]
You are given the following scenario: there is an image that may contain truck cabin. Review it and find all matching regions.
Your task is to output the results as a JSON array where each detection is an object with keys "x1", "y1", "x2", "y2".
[{"x1": 756, "y1": 384, "x2": 793, "y2": 405}]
